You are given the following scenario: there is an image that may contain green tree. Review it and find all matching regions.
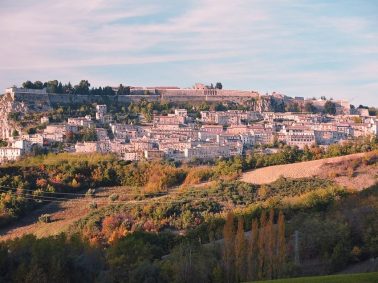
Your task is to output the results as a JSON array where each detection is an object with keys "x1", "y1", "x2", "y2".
[
  {"x1": 324, "y1": 100, "x2": 336, "y2": 115},
  {"x1": 304, "y1": 102, "x2": 317, "y2": 113},
  {"x1": 22, "y1": 80, "x2": 34, "y2": 89},
  {"x1": 117, "y1": 84, "x2": 130, "y2": 95},
  {"x1": 63, "y1": 82, "x2": 74, "y2": 94},
  {"x1": 33, "y1": 81, "x2": 44, "y2": 89},
  {"x1": 12, "y1": 129, "x2": 19, "y2": 138},
  {"x1": 46, "y1": 80, "x2": 59, "y2": 93},
  {"x1": 74, "y1": 80, "x2": 91, "y2": 95}
]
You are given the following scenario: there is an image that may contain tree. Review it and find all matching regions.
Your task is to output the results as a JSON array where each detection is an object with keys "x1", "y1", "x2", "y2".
[
  {"x1": 324, "y1": 100, "x2": 336, "y2": 115},
  {"x1": 34, "y1": 81, "x2": 44, "y2": 89},
  {"x1": 266, "y1": 209, "x2": 276, "y2": 279},
  {"x1": 248, "y1": 218, "x2": 259, "y2": 281},
  {"x1": 235, "y1": 216, "x2": 246, "y2": 282},
  {"x1": 12, "y1": 129, "x2": 19, "y2": 138},
  {"x1": 63, "y1": 82, "x2": 74, "y2": 94},
  {"x1": 22, "y1": 80, "x2": 34, "y2": 89},
  {"x1": 215, "y1": 82, "x2": 223, "y2": 89},
  {"x1": 304, "y1": 102, "x2": 317, "y2": 113},
  {"x1": 277, "y1": 211, "x2": 286, "y2": 277},
  {"x1": 74, "y1": 80, "x2": 91, "y2": 95},
  {"x1": 102, "y1": 86, "x2": 115, "y2": 96},
  {"x1": 223, "y1": 212, "x2": 235, "y2": 283},
  {"x1": 46, "y1": 80, "x2": 59, "y2": 93},
  {"x1": 0, "y1": 140, "x2": 8, "y2": 147},
  {"x1": 214, "y1": 103, "x2": 227, "y2": 111},
  {"x1": 57, "y1": 82, "x2": 63, "y2": 93},
  {"x1": 117, "y1": 84, "x2": 130, "y2": 95},
  {"x1": 285, "y1": 102, "x2": 300, "y2": 113},
  {"x1": 258, "y1": 211, "x2": 267, "y2": 280},
  {"x1": 27, "y1": 127, "x2": 36, "y2": 134}
]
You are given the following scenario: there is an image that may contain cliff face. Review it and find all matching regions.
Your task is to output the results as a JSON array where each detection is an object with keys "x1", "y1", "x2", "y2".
[
  {"x1": 244, "y1": 95, "x2": 285, "y2": 112},
  {"x1": 0, "y1": 93, "x2": 27, "y2": 139}
]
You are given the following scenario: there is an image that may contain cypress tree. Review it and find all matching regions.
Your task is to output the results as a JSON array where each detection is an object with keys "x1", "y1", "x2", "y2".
[
  {"x1": 248, "y1": 218, "x2": 259, "y2": 281},
  {"x1": 235, "y1": 216, "x2": 246, "y2": 282},
  {"x1": 277, "y1": 211, "x2": 286, "y2": 277},
  {"x1": 258, "y1": 211, "x2": 267, "y2": 280},
  {"x1": 223, "y1": 212, "x2": 235, "y2": 283},
  {"x1": 266, "y1": 209, "x2": 275, "y2": 279}
]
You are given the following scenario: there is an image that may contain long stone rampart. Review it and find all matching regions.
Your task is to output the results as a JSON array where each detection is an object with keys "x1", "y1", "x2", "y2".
[{"x1": 1, "y1": 87, "x2": 279, "y2": 112}]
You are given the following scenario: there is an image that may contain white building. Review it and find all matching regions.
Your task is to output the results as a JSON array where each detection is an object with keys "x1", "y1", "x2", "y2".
[
  {"x1": 41, "y1": 116, "x2": 49, "y2": 124},
  {"x1": 96, "y1": 105, "x2": 107, "y2": 122},
  {"x1": 67, "y1": 116, "x2": 94, "y2": 128},
  {"x1": 75, "y1": 141, "x2": 110, "y2": 153},
  {"x1": 0, "y1": 147, "x2": 23, "y2": 162},
  {"x1": 184, "y1": 144, "x2": 230, "y2": 160}
]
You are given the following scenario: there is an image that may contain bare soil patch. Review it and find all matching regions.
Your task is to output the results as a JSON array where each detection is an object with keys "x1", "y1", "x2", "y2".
[{"x1": 240, "y1": 153, "x2": 369, "y2": 186}]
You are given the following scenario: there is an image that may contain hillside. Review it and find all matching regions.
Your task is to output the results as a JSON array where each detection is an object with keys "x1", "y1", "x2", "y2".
[
  {"x1": 0, "y1": 150, "x2": 377, "y2": 282},
  {"x1": 241, "y1": 152, "x2": 378, "y2": 190}
]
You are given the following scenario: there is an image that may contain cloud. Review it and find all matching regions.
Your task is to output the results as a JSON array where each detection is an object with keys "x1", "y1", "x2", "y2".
[{"x1": 0, "y1": 0, "x2": 377, "y2": 105}]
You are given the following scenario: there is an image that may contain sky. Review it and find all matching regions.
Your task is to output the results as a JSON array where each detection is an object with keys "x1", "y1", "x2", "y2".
[{"x1": 0, "y1": 0, "x2": 377, "y2": 106}]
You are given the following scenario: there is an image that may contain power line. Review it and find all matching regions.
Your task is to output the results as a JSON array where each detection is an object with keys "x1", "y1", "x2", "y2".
[
  {"x1": 0, "y1": 184, "x2": 209, "y2": 197},
  {"x1": 0, "y1": 185, "x2": 167, "y2": 197},
  {"x1": 0, "y1": 189, "x2": 192, "y2": 206}
]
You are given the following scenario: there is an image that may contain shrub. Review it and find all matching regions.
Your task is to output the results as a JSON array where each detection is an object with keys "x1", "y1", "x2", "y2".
[
  {"x1": 86, "y1": 188, "x2": 96, "y2": 198},
  {"x1": 38, "y1": 214, "x2": 51, "y2": 223},
  {"x1": 109, "y1": 194, "x2": 119, "y2": 202},
  {"x1": 88, "y1": 201, "x2": 97, "y2": 210}
]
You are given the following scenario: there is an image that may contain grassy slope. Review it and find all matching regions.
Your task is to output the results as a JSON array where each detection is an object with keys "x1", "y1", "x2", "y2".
[
  {"x1": 253, "y1": 272, "x2": 378, "y2": 283},
  {"x1": 241, "y1": 152, "x2": 378, "y2": 189}
]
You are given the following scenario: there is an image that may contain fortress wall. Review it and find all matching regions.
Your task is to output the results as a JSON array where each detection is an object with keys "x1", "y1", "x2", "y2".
[
  {"x1": 118, "y1": 95, "x2": 160, "y2": 103},
  {"x1": 7, "y1": 88, "x2": 279, "y2": 112},
  {"x1": 49, "y1": 94, "x2": 160, "y2": 105}
]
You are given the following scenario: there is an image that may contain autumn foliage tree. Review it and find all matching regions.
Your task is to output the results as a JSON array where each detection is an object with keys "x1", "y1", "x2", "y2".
[
  {"x1": 258, "y1": 210, "x2": 267, "y2": 280},
  {"x1": 247, "y1": 218, "x2": 259, "y2": 281},
  {"x1": 235, "y1": 216, "x2": 246, "y2": 282},
  {"x1": 277, "y1": 211, "x2": 286, "y2": 277},
  {"x1": 223, "y1": 212, "x2": 235, "y2": 283},
  {"x1": 223, "y1": 210, "x2": 287, "y2": 282}
]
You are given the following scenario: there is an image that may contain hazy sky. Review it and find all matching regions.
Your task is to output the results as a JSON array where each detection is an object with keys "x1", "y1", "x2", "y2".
[{"x1": 1, "y1": 0, "x2": 377, "y2": 106}]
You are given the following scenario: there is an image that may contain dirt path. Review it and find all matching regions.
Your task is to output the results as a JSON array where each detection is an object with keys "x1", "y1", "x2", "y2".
[{"x1": 240, "y1": 153, "x2": 367, "y2": 185}]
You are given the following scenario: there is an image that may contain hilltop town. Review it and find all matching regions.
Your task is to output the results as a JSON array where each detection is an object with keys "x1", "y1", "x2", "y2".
[{"x1": 0, "y1": 81, "x2": 377, "y2": 163}]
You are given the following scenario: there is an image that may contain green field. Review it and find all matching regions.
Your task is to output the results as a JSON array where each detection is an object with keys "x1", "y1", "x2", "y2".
[{"x1": 253, "y1": 272, "x2": 378, "y2": 283}]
